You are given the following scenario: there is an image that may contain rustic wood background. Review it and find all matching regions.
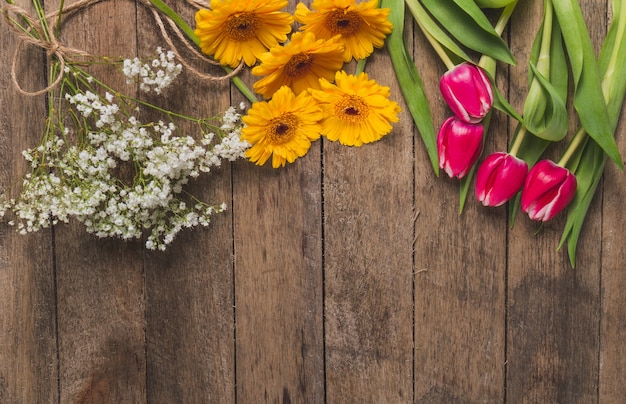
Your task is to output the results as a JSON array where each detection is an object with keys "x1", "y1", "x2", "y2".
[{"x1": 1, "y1": 0, "x2": 625, "y2": 402}]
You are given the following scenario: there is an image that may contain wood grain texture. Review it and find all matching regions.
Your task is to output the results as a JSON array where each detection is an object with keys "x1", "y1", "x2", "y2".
[
  {"x1": 47, "y1": 1, "x2": 147, "y2": 402},
  {"x1": 137, "y1": 2, "x2": 237, "y2": 402},
  {"x1": 232, "y1": 4, "x2": 324, "y2": 403},
  {"x1": 600, "y1": 5, "x2": 626, "y2": 401},
  {"x1": 506, "y1": 1, "x2": 604, "y2": 402},
  {"x1": 0, "y1": 0, "x2": 624, "y2": 402},
  {"x1": 323, "y1": 48, "x2": 414, "y2": 404},
  {"x1": 411, "y1": 9, "x2": 508, "y2": 403},
  {"x1": 0, "y1": 3, "x2": 57, "y2": 403}
]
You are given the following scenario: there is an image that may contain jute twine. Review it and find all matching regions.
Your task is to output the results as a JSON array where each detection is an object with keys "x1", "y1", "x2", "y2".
[{"x1": 1, "y1": 0, "x2": 242, "y2": 96}]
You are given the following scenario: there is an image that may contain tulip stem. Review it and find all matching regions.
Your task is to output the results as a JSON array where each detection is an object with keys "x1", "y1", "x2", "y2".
[
  {"x1": 494, "y1": 0, "x2": 518, "y2": 37},
  {"x1": 509, "y1": 124, "x2": 528, "y2": 156},
  {"x1": 478, "y1": 0, "x2": 518, "y2": 71},
  {"x1": 536, "y1": 0, "x2": 553, "y2": 76},
  {"x1": 557, "y1": 127, "x2": 587, "y2": 167}
]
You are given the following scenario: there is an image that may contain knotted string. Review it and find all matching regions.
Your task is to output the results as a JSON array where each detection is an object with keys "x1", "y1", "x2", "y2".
[{"x1": 2, "y1": 0, "x2": 240, "y2": 96}]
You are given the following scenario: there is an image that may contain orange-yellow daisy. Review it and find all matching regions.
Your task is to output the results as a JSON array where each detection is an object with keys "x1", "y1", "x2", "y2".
[
  {"x1": 309, "y1": 70, "x2": 401, "y2": 146},
  {"x1": 241, "y1": 86, "x2": 324, "y2": 168},
  {"x1": 252, "y1": 31, "x2": 345, "y2": 99},
  {"x1": 294, "y1": 0, "x2": 393, "y2": 62},
  {"x1": 194, "y1": 0, "x2": 294, "y2": 68}
]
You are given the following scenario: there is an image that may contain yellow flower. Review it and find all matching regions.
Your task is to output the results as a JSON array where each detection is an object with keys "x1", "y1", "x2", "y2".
[
  {"x1": 294, "y1": 0, "x2": 392, "y2": 62},
  {"x1": 241, "y1": 86, "x2": 324, "y2": 168},
  {"x1": 309, "y1": 70, "x2": 401, "y2": 146},
  {"x1": 194, "y1": 0, "x2": 294, "y2": 68},
  {"x1": 252, "y1": 32, "x2": 345, "y2": 99}
]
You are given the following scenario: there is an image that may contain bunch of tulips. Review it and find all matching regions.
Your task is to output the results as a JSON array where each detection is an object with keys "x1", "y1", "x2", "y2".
[
  {"x1": 386, "y1": 0, "x2": 626, "y2": 266},
  {"x1": 438, "y1": 62, "x2": 577, "y2": 222}
]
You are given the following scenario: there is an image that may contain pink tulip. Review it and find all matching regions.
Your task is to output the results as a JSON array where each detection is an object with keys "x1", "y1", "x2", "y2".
[
  {"x1": 475, "y1": 152, "x2": 528, "y2": 207},
  {"x1": 437, "y1": 116, "x2": 484, "y2": 179},
  {"x1": 440, "y1": 62, "x2": 494, "y2": 124},
  {"x1": 521, "y1": 160, "x2": 577, "y2": 222}
]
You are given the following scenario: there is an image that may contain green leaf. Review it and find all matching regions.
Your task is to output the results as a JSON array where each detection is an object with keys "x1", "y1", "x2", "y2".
[
  {"x1": 405, "y1": 0, "x2": 471, "y2": 64},
  {"x1": 384, "y1": 0, "x2": 439, "y2": 174},
  {"x1": 491, "y1": 81, "x2": 522, "y2": 122},
  {"x1": 598, "y1": 0, "x2": 626, "y2": 127},
  {"x1": 559, "y1": 0, "x2": 626, "y2": 266},
  {"x1": 523, "y1": 63, "x2": 568, "y2": 140},
  {"x1": 523, "y1": 6, "x2": 569, "y2": 141},
  {"x1": 558, "y1": 139, "x2": 606, "y2": 268},
  {"x1": 552, "y1": 0, "x2": 623, "y2": 167},
  {"x1": 420, "y1": 0, "x2": 516, "y2": 65}
]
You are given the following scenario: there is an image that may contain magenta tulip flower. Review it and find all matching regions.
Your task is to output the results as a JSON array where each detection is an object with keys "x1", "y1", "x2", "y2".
[
  {"x1": 437, "y1": 116, "x2": 484, "y2": 179},
  {"x1": 475, "y1": 152, "x2": 528, "y2": 207},
  {"x1": 440, "y1": 62, "x2": 494, "y2": 124},
  {"x1": 521, "y1": 159, "x2": 577, "y2": 221}
]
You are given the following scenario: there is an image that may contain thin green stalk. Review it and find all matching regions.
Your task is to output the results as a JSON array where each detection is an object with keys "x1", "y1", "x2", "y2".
[
  {"x1": 147, "y1": 0, "x2": 198, "y2": 46},
  {"x1": 557, "y1": 127, "x2": 586, "y2": 167},
  {"x1": 535, "y1": 0, "x2": 553, "y2": 76},
  {"x1": 508, "y1": 125, "x2": 527, "y2": 156},
  {"x1": 355, "y1": 58, "x2": 367, "y2": 75},
  {"x1": 478, "y1": 0, "x2": 518, "y2": 72}
]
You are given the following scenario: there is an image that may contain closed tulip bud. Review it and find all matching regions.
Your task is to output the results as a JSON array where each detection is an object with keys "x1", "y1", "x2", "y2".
[
  {"x1": 439, "y1": 62, "x2": 494, "y2": 124},
  {"x1": 437, "y1": 116, "x2": 484, "y2": 179},
  {"x1": 475, "y1": 152, "x2": 528, "y2": 207},
  {"x1": 521, "y1": 160, "x2": 577, "y2": 222}
]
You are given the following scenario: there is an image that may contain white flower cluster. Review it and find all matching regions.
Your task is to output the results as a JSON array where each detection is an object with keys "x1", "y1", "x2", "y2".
[
  {"x1": 1, "y1": 88, "x2": 250, "y2": 250},
  {"x1": 122, "y1": 47, "x2": 182, "y2": 94}
]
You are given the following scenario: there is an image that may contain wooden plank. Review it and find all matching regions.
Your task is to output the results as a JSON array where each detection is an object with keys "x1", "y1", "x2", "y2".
[
  {"x1": 46, "y1": 1, "x2": 147, "y2": 402},
  {"x1": 0, "y1": 3, "x2": 58, "y2": 401},
  {"x1": 506, "y1": 0, "x2": 605, "y2": 401},
  {"x1": 137, "y1": 2, "x2": 236, "y2": 402},
  {"x1": 233, "y1": 159, "x2": 325, "y2": 403},
  {"x1": 322, "y1": 44, "x2": 414, "y2": 404},
  {"x1": 231, "y1": 2, "x2": 324, "y2": 402},
  {"x1": 600, "y1": 5, "x2": 626, "y2": 401},
  {"x1": 411, "y1": 8, "x2": 508, "y2": 401}
]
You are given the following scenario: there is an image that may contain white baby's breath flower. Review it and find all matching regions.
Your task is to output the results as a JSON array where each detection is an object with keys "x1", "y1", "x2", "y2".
[
  {"x1": 3, "y1": 58, "x2": 250, "y2": 250},
  {"x1": 122, "y1": 47, "x2": 182, "y2": 94}
]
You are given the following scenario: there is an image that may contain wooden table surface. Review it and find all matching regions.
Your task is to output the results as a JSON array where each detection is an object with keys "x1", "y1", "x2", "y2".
[{"x1": 1, "y1": 0, "x2": 625, "y2": 402}]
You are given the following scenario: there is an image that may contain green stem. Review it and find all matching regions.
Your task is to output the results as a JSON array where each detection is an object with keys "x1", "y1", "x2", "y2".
[
  {"x1": 509, "y1": 125, "x2": 528, "y2": 156},
  {"x1": 478, "y1": 1, "x2": 518, "y2": 74},
  {"x1": 535, "y1": 0, "x2": 553, "y2": 76},
  {"x1": 355, "y1": 58, "x2": 367, "y2": 75},
  {"x1": 148, "y1": 0, "x2": 199, "y2": 46},
  {"x1": 557, "y1": 127, "x2": 586, "y2": 167}
]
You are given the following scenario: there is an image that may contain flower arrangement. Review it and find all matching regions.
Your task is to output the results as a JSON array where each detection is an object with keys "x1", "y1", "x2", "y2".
[
  {"x1": 383, "y1": 0, "x2": 626, "y2": 266},
  {"x1": 1, "y1": 0, "x2": 624, "y2": 265}
]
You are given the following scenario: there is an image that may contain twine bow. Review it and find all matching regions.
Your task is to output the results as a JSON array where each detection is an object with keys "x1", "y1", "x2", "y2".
[{"x1": 1, "y1": 0, "x2": 242, "y2": 97}]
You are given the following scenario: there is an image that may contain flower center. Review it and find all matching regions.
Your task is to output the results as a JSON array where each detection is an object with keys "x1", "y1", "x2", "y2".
[
  {"x1": 335, "y1": 95, "x2": 369, "y2": 122},
  {"x1": 326, "y1": 10, "x2": 362, "y2": 36},
  {"x1": 267, "y1": 113, "x2": 299, "y2": 144},
  {"x1": 225, "y1": 12, "x2": 260, "y2": 41},
  {"x1": 284, "y1": 54, "x2": 314, "y2": 78}
]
